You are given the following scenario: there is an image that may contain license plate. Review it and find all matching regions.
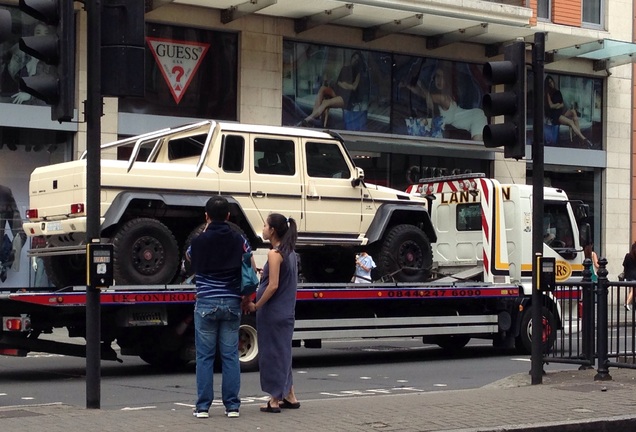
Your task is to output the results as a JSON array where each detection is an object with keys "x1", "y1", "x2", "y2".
[{"x1": 46, "y1": 221, "x2": 63, "y2": 232}]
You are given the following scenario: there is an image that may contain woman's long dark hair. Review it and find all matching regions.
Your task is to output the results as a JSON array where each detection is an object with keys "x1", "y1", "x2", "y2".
[{"x1": 268, "y1": 213, "x2": 298, "y2": 254}]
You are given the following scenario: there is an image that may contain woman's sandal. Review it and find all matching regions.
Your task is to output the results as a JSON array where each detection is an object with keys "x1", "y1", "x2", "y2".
[
  {"x1": 260, "y1": 401, "x2": 281, "y2": 413},
  {"x1": 280, "y1": 398, "x2": 301, "y2": 409}
]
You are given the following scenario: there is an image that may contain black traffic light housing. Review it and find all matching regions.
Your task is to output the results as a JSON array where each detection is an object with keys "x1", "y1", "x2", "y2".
[
  {"x1": 482, "y1": 41, "x2": 526, "y2": 159},
  {"x1": 0, "y1": 9, "x2": 11, "y2": 43},
  {"x1": 101, "y1": 0, "x2": 145, "y2": 97},
  {"x1": 18, "y1": 0, "x2": 75, "y2": 122}
]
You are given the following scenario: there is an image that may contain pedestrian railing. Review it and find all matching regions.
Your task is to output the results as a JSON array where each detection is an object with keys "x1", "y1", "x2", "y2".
[{"x1": 543, "y1": 257, "x2": 636, "y2": 380}]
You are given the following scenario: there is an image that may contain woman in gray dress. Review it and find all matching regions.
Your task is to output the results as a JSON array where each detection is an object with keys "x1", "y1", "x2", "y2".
[{"x1": 245, "y1": 213, "x2": 300, "y2": 412}]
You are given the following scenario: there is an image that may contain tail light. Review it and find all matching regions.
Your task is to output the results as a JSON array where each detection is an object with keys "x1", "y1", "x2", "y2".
[
  {"x1": 26, "y1": 209, "x2": 38, "y2": 219},
  {"x1": 70, "y1": 203, "x2": 85, "y2": 214},
  {"x1": 2, "y1": 315, "x2": 31, "y2": 332}
]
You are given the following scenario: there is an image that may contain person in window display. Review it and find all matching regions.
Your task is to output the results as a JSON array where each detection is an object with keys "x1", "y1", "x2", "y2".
[
  {"x1": 544, "y1": 75, "x2": 593, "y2": 148},
  {"x1": 0, "y1": 185, "x2": 27, "y2": 282},
  {"x1": 0, "y1": 23, "x2": 54, "y2": 105},
  {"x1": 400, "y1": 66, "x2": 487, "y2": 141},
  {"x1": 297, "y1": 51, "x2": 367, "y2": 128}
]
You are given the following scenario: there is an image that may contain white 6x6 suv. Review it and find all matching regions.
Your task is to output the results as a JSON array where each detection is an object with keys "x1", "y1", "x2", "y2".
[{"x1": 23, "y1": 120, "x2": 436, "y2": 287}]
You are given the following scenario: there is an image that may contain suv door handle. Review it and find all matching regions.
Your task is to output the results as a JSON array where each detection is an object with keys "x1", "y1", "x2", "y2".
[
  {"x1": 306, "y1": 195, "x2": 319, "y2": 200},
  {"x1": 252, "y1": 191, "x2": 266, "y2": 198}
]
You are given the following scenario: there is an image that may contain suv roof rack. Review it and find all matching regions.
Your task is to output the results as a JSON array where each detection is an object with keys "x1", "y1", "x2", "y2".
[{"x1": 417, "y1": 172, "x2": 486, "y2": 184}]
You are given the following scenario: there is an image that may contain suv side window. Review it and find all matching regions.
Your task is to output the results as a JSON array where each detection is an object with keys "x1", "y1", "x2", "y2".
[
  {"x1": 306, "y1": 141, "x2": 350, "y2": 178},
  {"x1": 220, "y1": 134, "x2": 245, "y2": 173},
  {"x1": 167, "y1": 133, "x2": 206, "y2": 161},
  {"x1": 254, "y1": 138, "x2": 295, "y2": 175}
]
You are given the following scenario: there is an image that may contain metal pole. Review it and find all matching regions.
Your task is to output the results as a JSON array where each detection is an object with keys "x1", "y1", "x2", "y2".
[
  {"x1": 530, "y1": 32, "x2": 545, "y2": 385},
  {"x1": 86, "y1": 0, "x2": 102, "y2": 409},
  {"x1": 594, "y1": 258, "x2": 612, "y2": 380}
]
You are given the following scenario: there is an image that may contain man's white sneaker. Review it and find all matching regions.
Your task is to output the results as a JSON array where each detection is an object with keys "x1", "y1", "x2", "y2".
[
  {"x1": 193, "y1": 410, "x2": 209, "y2": 418},
  {"x1": 226, "y1": 410, "x2": 240, "y2": 418},
  {"x1": 624, "y1": 304, "x2": 632, "y2": 312}
]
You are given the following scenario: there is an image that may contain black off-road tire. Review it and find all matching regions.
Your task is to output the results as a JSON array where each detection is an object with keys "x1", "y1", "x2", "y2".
[
  {"x1": 43, "y1": 254, "x2": 87, "y2": 288},
  {"x1": 377, "y1": 224, "x2": 433, "y2": 283},
  {"x1": 112, "y1": 218, "x2": 179, "y2": 285}
]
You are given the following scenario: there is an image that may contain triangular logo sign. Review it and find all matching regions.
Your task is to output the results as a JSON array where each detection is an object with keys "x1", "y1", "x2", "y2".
[{"x1": 146, "y1": 37, "x2": 210, "y2": 104}]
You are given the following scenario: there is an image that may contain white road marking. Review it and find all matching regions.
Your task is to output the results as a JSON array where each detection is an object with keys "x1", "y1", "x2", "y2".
[
  {"x1": 433, "y1": 384, "x2": 447, "y2": 387},
  {"x1": 121, "y1": 406, "x2": 156, "y2": 411},
  {"x1": 511, "y1": 358, "x2": 531, "y2": 362},
  {"x1": 21, "y1": 397, "x2": 35, "y2": 400}
]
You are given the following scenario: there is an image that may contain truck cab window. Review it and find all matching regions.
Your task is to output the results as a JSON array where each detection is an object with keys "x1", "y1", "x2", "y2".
[
  {"x1": 254, "y1": 138, "x2": 295, "y2": 175},
  {"x1": 544, "y1": 203, "x2": 574, "y2": 248},
  {"x1": 456, "y1": 203, "x2": 481, "y2": 231},
  {"x1": 220, "y1": 134, "x2": 245, "y2": 173},
  {"x1": 306, "y1": 141, "x2": 350, "y2": 178}
]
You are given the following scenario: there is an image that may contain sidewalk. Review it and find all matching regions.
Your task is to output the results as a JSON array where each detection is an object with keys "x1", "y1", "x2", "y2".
[{"x1": 1, "y1": 368, "x2": 635, "y2": 431}]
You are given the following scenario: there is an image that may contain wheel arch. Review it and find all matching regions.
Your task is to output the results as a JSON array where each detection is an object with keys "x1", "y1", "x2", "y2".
[
  {"x1": 101, "y1": 192, "x2": 260, "y2": 246},
  {"x1": 365, "y1": 203, "x2": 437, "y2": 245}
]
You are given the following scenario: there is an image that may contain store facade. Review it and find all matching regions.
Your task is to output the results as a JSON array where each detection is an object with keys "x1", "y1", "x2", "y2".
[{"x1": 0, "y1": 1, "x2": 630, "y2": 287}]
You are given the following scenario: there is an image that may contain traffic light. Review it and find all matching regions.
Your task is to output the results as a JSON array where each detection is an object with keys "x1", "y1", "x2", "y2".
[
  {"x1": 0, "y1": 9, "x2": 11, "y2": 43},
  {"x1": 101, "y1": 0, "x2": 145, "y2": 97},
  {"x1": 482, "y1": 41, "x2": 526, "y2": 159},
  {"x1": 18, "y1": 0, "x2": 75, "y2": 122}
]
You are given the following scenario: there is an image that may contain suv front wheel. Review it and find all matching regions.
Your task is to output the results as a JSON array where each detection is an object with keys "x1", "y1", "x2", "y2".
[{"x1": 377, "y1": 224, "x2": 432, "y2": 283}]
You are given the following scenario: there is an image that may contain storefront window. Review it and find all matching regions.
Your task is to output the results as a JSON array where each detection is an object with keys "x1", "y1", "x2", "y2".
[
  {"x1": 0, "y1": 5, "x2": 74, "y2": 109},
  {"x1": 118, "y1": 22, "x2": 238, "y2": 119},
  {"x1": 282, "y1": 41, "x2": 489, "y2": 144},
  {"x1": 527, "y1": 71, "x2": 603, "y2": 150},
  {"x1": 0, "y1": 127, "x2": 70, "y2": 288}
]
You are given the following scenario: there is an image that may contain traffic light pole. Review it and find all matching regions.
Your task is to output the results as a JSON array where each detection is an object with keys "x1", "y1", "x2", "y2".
[
  {"x1": 530, "y1": 32, "x2": 546, "y2": 385},
  {"x1": 86, "y1": 0, "x2": 103, "y2": 409}
]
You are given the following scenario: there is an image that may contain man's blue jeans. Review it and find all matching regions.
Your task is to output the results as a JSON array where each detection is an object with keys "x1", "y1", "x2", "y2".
[{"x1": 194, "y1": 296, "x2": 242, "y2": 412}]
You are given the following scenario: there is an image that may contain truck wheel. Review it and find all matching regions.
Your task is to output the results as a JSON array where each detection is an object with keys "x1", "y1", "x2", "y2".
[
  {"x1": 435, "y1": 335, "x2": 471, "y2": 352},
  {"x1": 42, "y1": 254, "x2": 87, "y2": 288},
  {"x1": 516, "y1": 306, "x2": 557, "y2": 354},
  {"x1": 378, "y1": 224, "x2": 432, "y2": 282},
  {"x1": 300, "y1": 249, "x2": 355, "y2": 283},
  {"x1": 112, "y1": 218, "x2": 179, "y2": 285},
  {"x1": 239, "y1": 315, "x2": 259, "y2": 372}
]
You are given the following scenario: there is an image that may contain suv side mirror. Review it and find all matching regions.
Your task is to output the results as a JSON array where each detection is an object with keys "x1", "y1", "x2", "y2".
[{"x1": 351, "y1": 167, "x2": 365, "y2": 187}]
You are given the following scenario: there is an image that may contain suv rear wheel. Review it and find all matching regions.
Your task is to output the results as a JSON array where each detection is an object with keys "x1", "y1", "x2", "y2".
[{"x1": 112, "y1": 218, "x2": 179, "y2": 285}]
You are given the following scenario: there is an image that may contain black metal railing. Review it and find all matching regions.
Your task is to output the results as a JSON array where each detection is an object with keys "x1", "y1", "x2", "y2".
[{"x1": 543, "y1": 257, "x2": 636, "y2": 380}]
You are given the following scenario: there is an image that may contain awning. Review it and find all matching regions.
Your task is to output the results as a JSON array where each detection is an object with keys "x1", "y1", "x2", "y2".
[
  {"x1": 337, "y1": 131, "x2": 496, "y2": 159},
  {"x1": 547, "y1": 39, "x2": 636, "y2": 71}
]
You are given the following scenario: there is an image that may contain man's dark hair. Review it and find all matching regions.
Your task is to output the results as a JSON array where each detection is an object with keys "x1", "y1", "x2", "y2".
[{"x1": 205, "y1": 196, "x2": 229, "y2": 221}]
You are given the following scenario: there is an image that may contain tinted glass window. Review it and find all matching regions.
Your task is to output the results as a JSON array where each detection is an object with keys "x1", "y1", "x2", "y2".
[
  {"x1": 306, "y1": 141, "x2": 350, "y2": 178},
  {"x1": 254, "y1": 138, "x2": 295, "y2": 175},
  {"x1": 220, "y1": 134, "x2": 244, "y2": 173},
  {"x1": 457, "y1": 203, "x2": 481, "y2": 231}
]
